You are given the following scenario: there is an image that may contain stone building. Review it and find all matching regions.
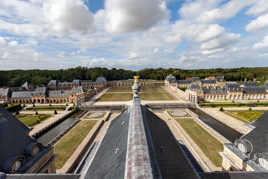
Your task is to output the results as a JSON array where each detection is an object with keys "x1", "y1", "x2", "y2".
[
  {"x1": 221, "y1": 111, "x2": 268, "y2": 171},
  {"x1": 0, "y1": 88, "x2": 11, "y2": 103},
  {"x1": 184, "y1": 82, "x2": 268, "y2": 102},
  {"x1": 0, "y1": 106, "x2": 55, "y2": 174}
]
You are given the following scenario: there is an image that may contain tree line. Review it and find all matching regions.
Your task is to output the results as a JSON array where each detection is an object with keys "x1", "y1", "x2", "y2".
[{"x1": 1, "y1": 66, "x2": 268, "y2": 87}]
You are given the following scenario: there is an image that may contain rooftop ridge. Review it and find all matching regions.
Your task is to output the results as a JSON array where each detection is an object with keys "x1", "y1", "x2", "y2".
[{"x1": 124, "y1": 97, "x2": 155, "y2": 179}]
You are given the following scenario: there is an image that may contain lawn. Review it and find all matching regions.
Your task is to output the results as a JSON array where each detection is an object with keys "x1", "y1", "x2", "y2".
[
  {"x1": 99, "y1": 86, "x2": 175, "y2": 101},
  {"x1": 54, "y1": 120, "x2": 97, "y2": 169},
  {"x1": 98, "y1": 93, "x2": 133, "y2": 101},
  {"x1": 224, "y1": 110, "x2": 265, "y2": 123},
  {"x1": 16, "y1": 114, "x2": 52, "y2": 126},
  {"x1": 107, "y1": 87, "x2": 131, "y2": 92},
  {"x1": 140, "y1": 87, "x2": 175, "y2": 100},
  {"x1": 26, "y1": 105, "x2": 66, "y2": 111},
  {"x1": 175, "y1": 118, "x2": 223, "y2": 167}
]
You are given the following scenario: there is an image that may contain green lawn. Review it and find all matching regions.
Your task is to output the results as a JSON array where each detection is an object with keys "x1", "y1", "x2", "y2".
[
  {"x1": 26, "y1": 105, "x2": 66, "y2": 111},
  {"x1": 54, "y1": 120, "x2": 97, "y2": 169},
  {"x1": 98, "y1": 93, "x2": 133, "y2": 101},
  {"x1": 99, "y1": 86, "x2": 175, "y2": 101},
  {"x1": 224, "y1": 110, "x2": 265, "y2": 123},
  {"x1": 16, "y1": 114, "x2": 52, "y2": 126},
  {"x1": 140, "y1": 87, "x2": 175, "y2": 100},
  {"x1": 107, "y1": 87, "x2": 131, "y2": 92},
  {"x1": 175, "y1": 118, "x2": 223, "y2": 167}
]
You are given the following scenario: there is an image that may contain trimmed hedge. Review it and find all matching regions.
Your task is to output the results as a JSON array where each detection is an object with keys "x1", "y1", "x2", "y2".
[{"x1": 5, "y1": 104, "x2": 22, "y2": 112}]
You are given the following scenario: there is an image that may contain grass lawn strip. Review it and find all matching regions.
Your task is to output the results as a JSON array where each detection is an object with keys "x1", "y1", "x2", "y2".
[
  {"x1": 16, "y1": 114, "x2": 52, "y2": 126},
  {"x1": 98, "y1": 93, "x2": 133, "y2": 101},
  {"x1": 107, "y1": 87, "x2": 131, "y2": 92},
  {"x1": 175, "y1": 118, "x2": 223, "y2": 167},
  {"x1": 54, "y1": 120, "x2": 97, "y2": 169},
  {"x1": 26, "y1": 106, "x2": 66, "y2": 111},
  {"x1": 224, "y1": 110, "x2": 265, "y2": 123},
  {"x1": 99, "y1": 86, "x2": 175, "y2": 101}
]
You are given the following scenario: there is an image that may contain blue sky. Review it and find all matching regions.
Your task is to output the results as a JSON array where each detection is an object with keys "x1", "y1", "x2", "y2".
[{"x1": 0, "y1": 0, "x2": 268, "y2": 70}]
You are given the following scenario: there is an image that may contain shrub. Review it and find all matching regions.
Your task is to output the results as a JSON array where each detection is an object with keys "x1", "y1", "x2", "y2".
[
  {"x1": 49, "y1": 103, "x2": 52, "y2": 106},
  {"x1": 219, "y1": 107, "x2": 224, "y2": 112},
  {"x1": 5, "y1": 104, "x2": 22, "y2": 112},
  {"x1": 249, "y1": 107, "x2": 252, "y2": 111}
]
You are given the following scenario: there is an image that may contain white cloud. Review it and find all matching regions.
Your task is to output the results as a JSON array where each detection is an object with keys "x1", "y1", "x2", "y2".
[
  {"x1": 43, "y1": 0, "x2": 95, "y2": 34},
  {"x1": 105, "y1": 0, "x2": 169, "y2": 33},
  {"x1": 201, "y1": 33, "x2": 240, "y2": 50},
  {"x1": 253, "y1": 36, "x2": 268, "y2": 49},
  {"x1": 198, "y1": 0, "x2": 254, "y2": 23},
  {"x1": 247, "y1": 0, "x2": 268, "y2": 16},
  {"x1": 246, "y1": 13, "x2": 268, "y2": 32},
  {"x1": 0, "y1": 37, "x2": 6, "y2": 46},
  {"x1": 179, "y1": 0, "x2": 220, "y2": 20},
  {"x1": 8, "y1": 41, "x2": 18, "y2": 47}
]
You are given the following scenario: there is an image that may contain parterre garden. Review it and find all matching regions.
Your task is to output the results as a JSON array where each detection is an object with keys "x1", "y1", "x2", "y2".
[
  {"x1": 16, "y1": 114, "x2": 52, "y2": 126},
  {"x1": 98, "y1": 86, "x2": 175, "y2": 101}
]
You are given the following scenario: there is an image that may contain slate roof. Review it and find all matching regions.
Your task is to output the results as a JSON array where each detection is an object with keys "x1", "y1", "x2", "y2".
[
  {"x1": 191, "y1": 77, "x2": 200, "y2": 81},
  {"x1": 216, "y1": 76, "x2": 224, "y2": 81},
  {"x1": 84, "y1": 109, "x2": 130, "y2": 179},
  {"x1": 177, "y1": 80, "x2": 192, "y2": 84},
  {"x1": 71, "y1": 86, "x2": 84, "y2": 94},
  {"x1": 225, "y1": 83, "x2": 242, "y2": 91},
  {"x1": 32, "y1": 87, "x2": 47, "y2": 96},
  {"x1": 165, "y1": 75, "x2": 176, "y2": 83},
  {"x1": 58, "y1": 82, "x2": 72, "y2": 87},
  {"x1": 0, "y1": 88, "x2": 10, "y2": 97},
  {"x1": 201, "y1": 80, "x2": 216, "y2": 84},
  {"x1": 48, "y1": 90, "x2": 72, "y2": 98},
  {"x1": 202, "y1": 88, "x2": 227, "y2": 95},
  {"x1": 0, "y1": 107, "x2": 51, "y2": 173},
  {"x1": 21, "y1": 82, "x2": 30, "y2": 90},
  {"x1": 188, "y1": 84, "x2": 201, "y2": 91},
  {"x1": 244, "y1": 81, "x2": 257, "y2": 87},
  {"x1": 47, "y1": 80, "x2": 58, "y2": 86},
  {"x1": 241, "y1": 110, "x2": 268, "y2": 159},
  {"x1": 72, "y1": 80, "x2": 81, "y2": 85},
  {"x1": 96, "y1": 77, "x2": 107, "y2": 83},
  {"x1": 11, "y1": 91, "x2": 32, "y2": 98},
  {"x1": 243, "y1": 86, "x2": 266, "y2": 94},
  {"x1": 142, "y1": 107, "x2": 200, "y2": 178},
  {"x1": 81, "y1": 81, "x2": 95, "y2": 86}
]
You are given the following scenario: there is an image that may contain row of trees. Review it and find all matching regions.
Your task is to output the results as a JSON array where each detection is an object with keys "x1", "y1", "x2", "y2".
[{"x1": 1, "y1": 67, "x2": 268, "y2": 87}]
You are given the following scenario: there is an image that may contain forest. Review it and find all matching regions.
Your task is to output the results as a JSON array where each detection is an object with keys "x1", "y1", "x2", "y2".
[{"x1": 1, "y1": 66, "x2": 268, "y2": 87}]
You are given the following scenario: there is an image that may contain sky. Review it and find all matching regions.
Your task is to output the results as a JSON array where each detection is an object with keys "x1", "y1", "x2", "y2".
[{"x1": 0, "y1": 0, "x2": 268, "y2": 70}]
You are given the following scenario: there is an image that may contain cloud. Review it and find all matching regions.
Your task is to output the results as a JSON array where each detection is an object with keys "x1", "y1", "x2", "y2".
[
  {"x1": 200, "y1": 33, "x2": 240, "y2": 50},
  {"x1": 197, "y1": 0, "x2": 254, "y2": 23},
  {"x1": 0, "y1": 37, "x2": 6, "y2": 46},
  {"x1": 104, "y1": 0, "x2": 169, "y2": 33},
  {"x1": 179, "y1": 0, "x2": 220, "y2": 20},
  {"x1": 8, "y1": 41, "x2": 18, "y2": 47},
  {"x1": 247, "y1": 0, "x2": 268, "y2": 16},
  {"x1": 253, "y1": 36, "x2": 268, "y2": 49},
  {"x1": 246, "y1": 13, "x2": 268, "y2": 32},
  {"x1": 43, "y1": 0, "x2": 95, "y2": 34}
]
